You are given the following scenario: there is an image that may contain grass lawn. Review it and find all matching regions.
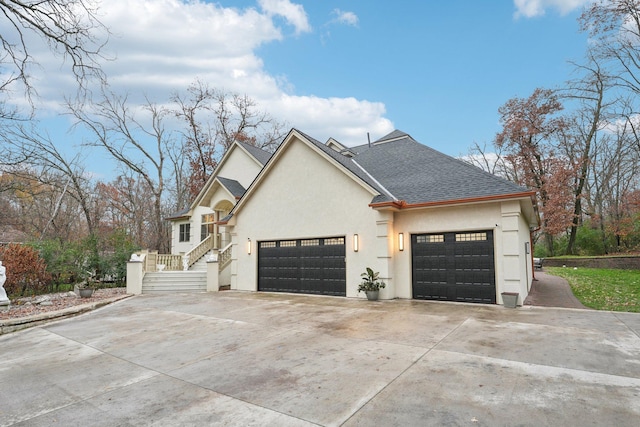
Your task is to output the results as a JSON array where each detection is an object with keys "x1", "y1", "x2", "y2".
[{"x1": 547, "y1": 267, "x2": 640, "y2": 312}]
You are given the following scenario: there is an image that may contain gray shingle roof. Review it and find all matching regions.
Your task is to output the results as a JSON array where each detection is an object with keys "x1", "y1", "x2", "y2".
[
  {"x1": 165, "y1": 207, "x2": 190, "y2": 221},
  {"x1": 348, "y1": 131, "x2": 530, "y2": 205},
  {"x1": 217, "y1": 177, "x2": 246, "y2": 198},
  {"x1": 237, "y1": 141, "x2": 272, "y2": 165}
]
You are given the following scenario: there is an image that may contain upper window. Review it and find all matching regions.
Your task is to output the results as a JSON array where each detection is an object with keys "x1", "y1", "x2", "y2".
[
  {"x1": 179, "y1": 223, "x2": 190, "y2": 242},
  {"x1": 456, "y1": 232, "x2": 487, "y2": 242}
]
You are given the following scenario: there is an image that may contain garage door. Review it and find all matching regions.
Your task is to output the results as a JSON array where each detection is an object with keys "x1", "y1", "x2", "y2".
[
  {"x1": 412, "y1": 231, "x2": 496, "y2": 303},
  {"x1": 258, "y1": 236, "x2": 346, "y2": 296}
]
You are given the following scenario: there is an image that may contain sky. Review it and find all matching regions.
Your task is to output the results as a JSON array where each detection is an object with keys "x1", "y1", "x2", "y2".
[{"x1": 4, "y1": 0, "x2": 595, "y2": 179}]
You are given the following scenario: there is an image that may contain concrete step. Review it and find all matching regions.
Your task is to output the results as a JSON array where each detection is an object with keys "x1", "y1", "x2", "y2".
[
  {"x1": 142, "y1": 271, "x2": 207, "y2": 293},
  {"x1": 188, "y1": 250, "x2": 212, "y2": 272}
]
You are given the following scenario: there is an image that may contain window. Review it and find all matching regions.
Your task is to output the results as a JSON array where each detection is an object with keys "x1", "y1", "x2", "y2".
[
  {"x1": 417, "y1": 234, "x2": 444, "y2": 243},
  {"x1": 324, "y1": 237, "x2": 345, "y2": 246},
  {"x1": 201, "y1": 214, "x2": 215, "y2": 241},
  {"x1": 260, "y1": 241, "x2": 276, "y2": 248},
  {"x1": 301, "y1": 239, "x2": 320, "y2": 246},
  {"x1": 456, "y1": 232, "x2": 487, "y2": 242},
  {"x1": 280, "y1": 240, "x2": 297, "y2": 247},
  {"x1": 179, "y1": 224, "x2": 190, "y2": 242}
]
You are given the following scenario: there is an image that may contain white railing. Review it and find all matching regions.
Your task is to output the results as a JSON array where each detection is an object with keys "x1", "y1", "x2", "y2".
[
  {"x1": 156, "y1": 254, "x2": 183, "y2": 271},
  {"x1": 185, "y1": 234, "x2": 214, "y2": 269},
  {"x1": 219, "y1": 242, "x2": 232, "y2": 270}
]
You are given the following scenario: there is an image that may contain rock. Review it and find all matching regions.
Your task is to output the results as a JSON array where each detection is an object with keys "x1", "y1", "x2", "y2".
[
  {"x1": 39, "y1": 301, "x2": 54, "y2": 306},
  {"x1": 67, "y1": 291, "x2": 77, "y2": 297}
]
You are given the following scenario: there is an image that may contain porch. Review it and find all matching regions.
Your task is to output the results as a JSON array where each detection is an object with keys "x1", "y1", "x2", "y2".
[{"x1": 126, "y1": 234, "x2": 233, "y2": 294}]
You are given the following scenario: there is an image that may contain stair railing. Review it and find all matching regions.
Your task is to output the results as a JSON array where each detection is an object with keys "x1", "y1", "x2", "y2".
[
  {"x1": 185, "y1": 234, "x2": 214, "y2": 269},
  {"x1": 219, "y1": 242, "x2": 233, "y2": 271}
]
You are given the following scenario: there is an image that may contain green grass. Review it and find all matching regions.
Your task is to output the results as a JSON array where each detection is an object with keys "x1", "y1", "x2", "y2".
[{"x1": 547, "y1": 267, "x2": 640, "y2": 312}]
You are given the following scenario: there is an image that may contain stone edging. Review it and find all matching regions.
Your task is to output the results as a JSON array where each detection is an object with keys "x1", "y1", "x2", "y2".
[{"x1": 0, "y1": 294, "x2": 133, "y2": 335}]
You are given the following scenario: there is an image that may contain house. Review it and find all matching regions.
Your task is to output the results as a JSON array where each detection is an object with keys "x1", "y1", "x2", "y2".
[{"x1": 163, "y1": 129, "x2": 538, "y2": 305}]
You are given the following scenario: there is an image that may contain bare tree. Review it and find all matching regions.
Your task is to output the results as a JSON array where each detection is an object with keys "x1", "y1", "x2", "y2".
[
  {"x1": 172, "y1": 80, "x2": 286, "y2": 200},
  {"x1": 1, "y1": 123, "x2": 97, "y2": 235},
  {"x1": 559, "y1": 54, "x2": 615, "y2": 254},
  {"x1": 68, "y1": 90, "x2": 173, "y2": 252},
  {"x1": 463, "y1": 141, "x2": 519, "y2": 182},
  {"x1": 0, "y1": 0, "x2": 108, "y2": 110}
]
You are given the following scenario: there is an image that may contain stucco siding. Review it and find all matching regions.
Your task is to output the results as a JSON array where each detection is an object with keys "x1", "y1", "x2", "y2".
[
  {"x1": 171, "y1": 219, "x2": 193, "y2": 255},
  {"x1": 230, "y1": 137, "x2": 382, "y2": 298},
  {"x1": 216, "y1": 146, "x2": 264, "y2": 189}
]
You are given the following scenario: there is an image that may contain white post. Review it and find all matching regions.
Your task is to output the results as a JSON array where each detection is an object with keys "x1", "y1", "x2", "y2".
[
  {"x1": 126, "y1": 256, "x2": 144, "y2": 295},
  {"x1": 206, "y1": 252, "x2": 219, "y2": 292}
]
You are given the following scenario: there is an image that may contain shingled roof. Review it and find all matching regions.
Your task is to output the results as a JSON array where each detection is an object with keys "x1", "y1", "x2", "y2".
[
  {"x1": 345, "y1": 130, "x2": 532, "y2": 206},
  {"x1": 217, "y1": 177, "x2": 246, "y2": 199},
  {"x1": 237, "y1": 141, "x2": 272, "y2": 165}
]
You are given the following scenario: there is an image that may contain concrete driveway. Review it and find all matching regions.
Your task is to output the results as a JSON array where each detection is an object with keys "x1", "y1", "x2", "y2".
[{"x1": 1, "y1": 292, "x2": 639, "y2": 426}]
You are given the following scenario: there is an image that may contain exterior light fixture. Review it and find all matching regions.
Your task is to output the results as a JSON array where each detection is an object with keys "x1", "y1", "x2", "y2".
[
  {"x1": 353, "y1": 234, "x2": 359, "y2": 252},
  {"x1": 398, "y1": 233, "x2": 404, "y2": 251},
  {"x1": 247, "y1": 238, "x2": 251, "y2": 255}
]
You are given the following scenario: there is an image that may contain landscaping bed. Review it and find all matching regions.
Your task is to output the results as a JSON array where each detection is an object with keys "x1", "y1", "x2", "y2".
[{"x1": 0, "y1": 287, "x2": 128, "y2": 320}]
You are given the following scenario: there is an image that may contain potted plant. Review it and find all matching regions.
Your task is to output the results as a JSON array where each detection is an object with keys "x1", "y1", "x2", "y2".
[
  {"x1": 76, "y1": 271, "x2": 99, "y2": 298},
  {"x1": 358, "y1": 267, "x2": 386, "y2": 301}
]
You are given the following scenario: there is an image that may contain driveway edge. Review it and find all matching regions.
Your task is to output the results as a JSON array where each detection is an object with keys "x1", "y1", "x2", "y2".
[{"x1": 0, "y1": 294, "x2": 133, "y2": 335}]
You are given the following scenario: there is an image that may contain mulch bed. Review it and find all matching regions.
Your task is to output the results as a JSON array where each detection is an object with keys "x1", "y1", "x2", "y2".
[{"x1": 0, "y1": 288, "x2": 128, "y2": 320}]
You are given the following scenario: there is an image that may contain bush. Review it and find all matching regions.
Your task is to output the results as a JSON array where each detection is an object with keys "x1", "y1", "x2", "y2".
[
  {"x1": 575, "y1": 224, "x2": 606, "y2": 256},
  {"x1": 0, "y1": 243, "x2": 51, "y2": 298},
  {"x1": 30, "y1": 230, "x2": 139, "y2": 289},
  {"x1": 30, "y1": 239, "x2": 85, "y2": 290},
  {"x1": 103, "y1": 229, "x2": 139, "y2": 284}
]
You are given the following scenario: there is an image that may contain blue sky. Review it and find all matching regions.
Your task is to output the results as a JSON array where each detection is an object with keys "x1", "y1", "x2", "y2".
[{"x1": 5, "y1": 0, "x2": 593, "y2": 178}]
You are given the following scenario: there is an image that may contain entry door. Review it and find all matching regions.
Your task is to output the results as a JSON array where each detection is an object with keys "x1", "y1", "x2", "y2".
[
  {"x1": 412, "y1": 231, "x2": 496, "y2": 303},
  {"x1": 258, "y1": 237, "x2": 346, "y2": 296}
]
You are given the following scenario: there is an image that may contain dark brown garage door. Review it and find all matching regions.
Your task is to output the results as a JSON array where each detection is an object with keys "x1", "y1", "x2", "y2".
[
  {"x1": 412, "y1": 231, "x2": 496, "y2": 303},
  {"x1": 258, "y1": 236, "x2": 346, "y2": 296}
]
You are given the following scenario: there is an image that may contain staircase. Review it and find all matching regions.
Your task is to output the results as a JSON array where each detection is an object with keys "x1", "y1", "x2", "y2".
[
  {"x1": 188, "y1": 251, "x2": 211, "y2": 271},
  {"x1": 142, "y1": 271, "x2": 207, "y2": 293}
]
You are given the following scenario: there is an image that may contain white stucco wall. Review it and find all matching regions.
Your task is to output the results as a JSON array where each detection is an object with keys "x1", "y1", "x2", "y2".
[
  {"x1": 226, "y1": 136, "x2": 534, "y2": 304},
  {"x1": 229, "y1": 138, "x2": 386, "y2": 298},
  {"x1": 171, "y1": 219, "x2": 193, "y2": 255},
  {"x1": 216, "y1": 145, "x2": 264, "y2": 189}
]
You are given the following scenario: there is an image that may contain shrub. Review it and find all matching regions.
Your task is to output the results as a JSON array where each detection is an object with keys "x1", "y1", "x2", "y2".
[{"x1": 0, "y1": 243, "x2": 51, "y2": 298}]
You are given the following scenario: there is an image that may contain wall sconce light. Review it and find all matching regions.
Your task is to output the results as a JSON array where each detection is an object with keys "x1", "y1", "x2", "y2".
[
  {"x1": 398, "y1": 233, "x2": 404, "y2": 251},
  {"x1": 353, "y1": 234, "x2": 359, "y2": 252},
  {"x1": 247, "y1": 238, "x2": 251, "y2": 255}
]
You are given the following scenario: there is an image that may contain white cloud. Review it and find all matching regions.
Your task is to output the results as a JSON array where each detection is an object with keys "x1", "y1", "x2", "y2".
[
  {"x1": 513, "y1": 0, "x2": 592, "y2": 18},
  {"x1": 331, "y1": 9, "x2": 359, "y2": 27},
  {"x1": 14, "y1": 0, "x2": 390, "y2": 150},
  {"x1": 267, "y1": 94, "x2": 393, "y2": 146},
  {"x1": 258, "y1": 0, "x2": 311, "y2": 34}
]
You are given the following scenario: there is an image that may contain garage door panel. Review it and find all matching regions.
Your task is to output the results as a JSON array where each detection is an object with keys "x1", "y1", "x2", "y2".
[
  {"x1": 258, "y1": 237, "x2": 346, "y2": 296},
  {"x1": 412, "y1": 231, "x2": 496, "y2": 304}
]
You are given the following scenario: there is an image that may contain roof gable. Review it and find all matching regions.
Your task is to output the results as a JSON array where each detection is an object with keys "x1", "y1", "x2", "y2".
[
  {"x1": 225, "y1": 129, "x2": 390, "y2": 221},
  {"x1": 188, "y1": 141, "x2": 270, "y2": 211}
]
